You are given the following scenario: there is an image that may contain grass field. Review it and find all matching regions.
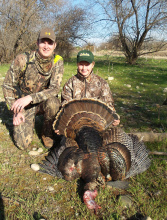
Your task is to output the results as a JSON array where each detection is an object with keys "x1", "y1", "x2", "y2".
[{"x1": 0, "y1": 56, "x2": 167, "y2": 220}]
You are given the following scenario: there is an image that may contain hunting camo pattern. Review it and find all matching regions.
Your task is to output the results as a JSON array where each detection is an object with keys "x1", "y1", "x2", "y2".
[
  {"x1": 61, "y1": 71, "x2": 116, "y2": 111},
  {"x1": 3, "y1": 51, "x2": 64, "y2": 108},
  {"x1": 2, "y1": 51, "x2": 64, "y2": 149}
]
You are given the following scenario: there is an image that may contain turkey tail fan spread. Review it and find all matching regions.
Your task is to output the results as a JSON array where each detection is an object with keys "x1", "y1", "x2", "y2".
[
  {"x1": 38, "y1": 98, "x2": 151, "y2": 214},
  {"x1": 53, "y1": 98, "x2": 119, "y2": 139}
]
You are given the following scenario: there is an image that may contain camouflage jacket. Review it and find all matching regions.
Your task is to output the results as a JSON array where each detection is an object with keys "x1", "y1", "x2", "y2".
[
  {"x1": 2, "y1": 51, "x2": 64, "y2": 108},
  {"x1": 61, "y1": 71, "x2": 116, "y2": 111}
]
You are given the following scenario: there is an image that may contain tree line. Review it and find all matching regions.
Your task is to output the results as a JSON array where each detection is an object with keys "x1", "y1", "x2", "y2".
[{"x1": 0, "y1": 0, "x2": 167, "y2": 64}]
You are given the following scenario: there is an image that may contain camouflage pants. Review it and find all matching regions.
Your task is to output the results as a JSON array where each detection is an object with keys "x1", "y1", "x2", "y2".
[{"x1": 13, "y1": 96, "x2": 60, "y2": 150}]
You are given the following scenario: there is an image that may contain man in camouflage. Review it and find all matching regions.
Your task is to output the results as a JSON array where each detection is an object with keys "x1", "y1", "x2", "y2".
[
  {"x1": 61, "y1": 49, "x2": 120, "y2": 127},
  {"x1": 2, "y1": 27, "x2": 64, "y2": 150}
]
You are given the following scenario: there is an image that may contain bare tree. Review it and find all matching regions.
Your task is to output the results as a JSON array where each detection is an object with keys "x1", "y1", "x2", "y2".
[
  {"x1": 0, "y1": 0, "x2": 44, "y2": 62},
  {"x1": 54, "y1": 7, "x2": 88, "y2": 57},
  {"x1": 90, "y1": 0, "x2": 167, "y2": 64}
]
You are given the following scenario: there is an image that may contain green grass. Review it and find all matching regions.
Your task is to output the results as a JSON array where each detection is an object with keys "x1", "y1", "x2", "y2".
[{"x1": 0, "y1": 56, "x2": 167, "y2": 219}]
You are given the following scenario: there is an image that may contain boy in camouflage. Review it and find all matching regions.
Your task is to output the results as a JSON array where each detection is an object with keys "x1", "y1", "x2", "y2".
[
  {"x1": 2, "y1": 27, "x2": 64, "y2": 150},
  {"x1": 61, "y1": 49, "x2": 120, "y2": 127}
]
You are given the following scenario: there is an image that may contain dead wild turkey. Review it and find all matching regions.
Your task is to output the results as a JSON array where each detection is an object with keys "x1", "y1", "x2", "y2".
[{"x1": 37, "y1": 98, "x2": 151, "y2": 213}]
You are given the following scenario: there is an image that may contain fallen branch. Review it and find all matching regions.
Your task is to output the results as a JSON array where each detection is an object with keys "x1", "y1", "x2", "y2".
[
  {"x1": 129, "y1": 131, "x2": 167, "y2": 142},
  {"x1": 149, "y1": 151, "x2": 167, "y2": 156}
]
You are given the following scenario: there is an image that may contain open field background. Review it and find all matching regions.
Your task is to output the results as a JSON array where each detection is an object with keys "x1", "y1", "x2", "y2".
[
  {"x1": 93, "y1": 49, "x2": 167, "y2": 60},
  {"x1": 0, "y1": 55, "x2": 167, "y2": 219}
]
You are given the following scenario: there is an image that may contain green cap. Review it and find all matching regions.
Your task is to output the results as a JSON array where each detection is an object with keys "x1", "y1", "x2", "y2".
[
  {"x1": 38, "y1": 28, "x2": 56, "y2": 42},
  {"x1": 77, "y1": 50, "x2": 94, "y2": 63}
]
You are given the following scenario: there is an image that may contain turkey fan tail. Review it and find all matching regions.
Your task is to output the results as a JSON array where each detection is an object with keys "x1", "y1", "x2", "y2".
[
  {"x1": 125, "y1": 134, "x2": 151, "y2": 178},
  {"x1": 53, "y1": 98, "x2": 119, "y2": 139},
  {"x1": 38, "y1": 148, "x2": 63, "y2": 178}
]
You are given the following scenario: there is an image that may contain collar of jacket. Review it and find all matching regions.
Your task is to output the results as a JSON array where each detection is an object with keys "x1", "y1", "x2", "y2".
[{"x1": 76, "y1": 70, "x2": 93, "y2": 82}]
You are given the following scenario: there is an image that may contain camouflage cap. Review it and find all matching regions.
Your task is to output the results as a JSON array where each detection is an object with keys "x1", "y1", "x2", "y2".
[
  {"x1": 77, "y1": 50, "x2": 94, "y2": 63},
  {"x1": 38, "y1": 28, "x2": 56, "y2": 42}
]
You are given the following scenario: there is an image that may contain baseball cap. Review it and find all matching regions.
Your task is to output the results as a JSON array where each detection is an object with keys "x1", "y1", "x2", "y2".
[
  {"x1": 77, "y1": 50, "x2": 94, "y2": 63},
  {"x1": 38, "y1": 28, "x2": 56, "y2": 42}
]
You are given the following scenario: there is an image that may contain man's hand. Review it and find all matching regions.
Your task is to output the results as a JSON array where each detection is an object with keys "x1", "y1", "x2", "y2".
[
  {"x1": 11, "y1": 95, "x2": 32, "y2": 114},
  {"x1": 112, "y1": 119, "x2": 120, "y2": 126},
  {"x1": 13, "y1": 112, "x2": 25, "y2": 125}
]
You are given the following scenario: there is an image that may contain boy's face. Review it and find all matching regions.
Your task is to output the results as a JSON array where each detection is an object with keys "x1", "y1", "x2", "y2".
[
  {"x1": 77, "y1": 61, "x2": 95, "y2": 78},
  {"x1": 37, "y1": 38, "x2": 56, "y2": 59}
]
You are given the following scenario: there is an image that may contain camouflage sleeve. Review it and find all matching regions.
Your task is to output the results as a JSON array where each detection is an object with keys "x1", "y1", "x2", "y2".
[
  {"x1": 101, "y1": 80, "x2": 120, "y2": 119},
  {"x1": 30, "y1": 58, "x2": 64, "y2": 104},
  {"x1": 61, "y1": 77, "x2": 73, "y2": 105},
  {"x1": 2, "y1": 54, "x2": 27, "y2": 109},
  {"x1": 100, "y1": 80, "x2": 115, "y2": 110}
]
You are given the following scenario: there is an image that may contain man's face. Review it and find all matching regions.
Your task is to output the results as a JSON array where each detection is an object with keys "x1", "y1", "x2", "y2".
[
  {"x1": 77, "y1": 61, "x2": 95, "y2": 78},
  {"x1": 37, "y1": 38, "x2": 56, "y2": 58}
]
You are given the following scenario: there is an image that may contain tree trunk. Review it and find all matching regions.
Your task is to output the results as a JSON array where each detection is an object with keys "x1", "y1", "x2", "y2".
[
  {"x1": 125, "y1": 49, "x2": 138, "y2": 65},
  {"x1": 126, "y1": 55, "x2": 138, "y2": 65}
]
